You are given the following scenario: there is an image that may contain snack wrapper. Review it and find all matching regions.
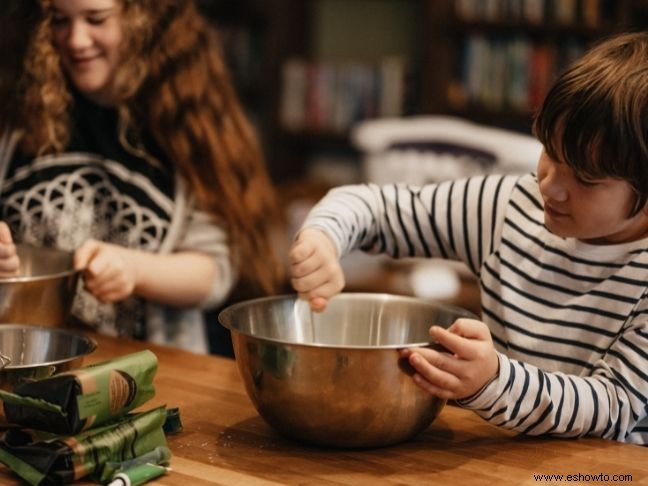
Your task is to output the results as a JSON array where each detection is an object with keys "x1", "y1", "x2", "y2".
[
  {"x1": 0, "y1": 350, "x2": 157, "y2": 435},
  {"x1": 0, "y1": 406, "x2": 169, "y2": 485}
]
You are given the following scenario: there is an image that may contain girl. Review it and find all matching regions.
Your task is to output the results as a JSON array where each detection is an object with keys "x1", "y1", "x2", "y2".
[{"x1": 0, "y1": 0, "x2": 283, "y2": 353}]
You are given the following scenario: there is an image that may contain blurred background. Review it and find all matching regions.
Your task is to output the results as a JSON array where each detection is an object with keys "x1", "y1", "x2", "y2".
[{"x1": 201, "y1": 0, "x2": 648, "y2": 354}]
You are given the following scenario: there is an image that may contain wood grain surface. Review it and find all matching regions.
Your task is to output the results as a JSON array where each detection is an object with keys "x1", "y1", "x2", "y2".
[{"x1": 0, "y1": 331, "x2": 646, "y2": 485}]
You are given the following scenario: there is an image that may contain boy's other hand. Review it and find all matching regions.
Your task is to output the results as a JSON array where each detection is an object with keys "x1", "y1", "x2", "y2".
[
  {"x1": 400, "y1": 318, "x2": 499, "y2": 400},
  {"x1": 289, "y1": 228, "x2": 344, "y2": 312},
  {"x1": 0, "y1": 221, "x2": 20, "y2": 277}
]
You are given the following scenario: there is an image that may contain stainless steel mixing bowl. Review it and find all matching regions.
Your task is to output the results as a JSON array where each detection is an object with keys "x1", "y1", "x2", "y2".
[
  {"x1": 0, "y1": 244, "x2": 80, "y2": 326},
  {"x1": 0, "y1": 324, "x2": 96, "y2": 391},
  {"x1": 219, "y1": 293, "x2": 476, "y2": 448}
]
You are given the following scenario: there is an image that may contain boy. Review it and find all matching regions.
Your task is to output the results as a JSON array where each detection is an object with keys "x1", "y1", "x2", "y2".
[{"x1": 289, "y1": 32, "x2": 648, "y2": 444}]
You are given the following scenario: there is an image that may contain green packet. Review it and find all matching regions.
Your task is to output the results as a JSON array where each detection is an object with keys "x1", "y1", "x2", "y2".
[
  {"x1": 0, "y1": 350, "x2": 157, "y2": 435},
  {"x1": 0, "y1": 405, "x2": 169, "y2": 486}
]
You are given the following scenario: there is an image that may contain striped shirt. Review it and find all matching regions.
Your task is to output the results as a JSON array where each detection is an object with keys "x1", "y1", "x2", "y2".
[{"x1": 303, "y1": 173, "x2": 648, "y2": 444}]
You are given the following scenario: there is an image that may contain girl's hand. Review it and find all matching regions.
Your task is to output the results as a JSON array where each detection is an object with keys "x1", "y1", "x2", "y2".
[
  {"x1": 400, "y1": 318, "x2": 499, "y2": 400},
  {"x1": 0, "y1": 222, "x2": 19, "y2": 277},
  {"x1": 74, "y1": 240, "x2": 138, "y2": 303},
  {"x1": 289, "y1": 228, "x2": 344, "y2": 312}
]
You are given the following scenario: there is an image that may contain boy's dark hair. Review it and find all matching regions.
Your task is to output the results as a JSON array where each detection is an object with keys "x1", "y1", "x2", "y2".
[{"x1": 533, "y1": 32, "x2": 648, "y2": 216}]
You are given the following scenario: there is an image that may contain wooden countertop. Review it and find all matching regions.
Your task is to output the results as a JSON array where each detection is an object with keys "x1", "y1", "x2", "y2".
[{"x1": 1, "y1": 331, "x2": 648, "y2": 485}]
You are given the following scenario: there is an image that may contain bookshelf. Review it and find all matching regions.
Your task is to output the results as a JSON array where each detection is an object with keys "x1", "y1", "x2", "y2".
[
  {"x1": 274, "y1": 0, "x2": 425, "y2": 183},
  {"x1": 197, "y1": 0, "x2": 424, "y2": 184},
  {"x1": 423, "y1": 0, "x2": 648, "y2": 132},
  {"x1": 198, "y1": 0, "x2": 648, "y2": 185}
]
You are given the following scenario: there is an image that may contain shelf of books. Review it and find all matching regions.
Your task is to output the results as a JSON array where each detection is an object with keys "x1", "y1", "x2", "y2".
[
  {"x1": 448, "y1": 0, "x2": 625, "y2": 117},
  {"x1": 454, "y1": 0, "x2": 618, "y2": 28},
  {"x1": 279, "y1": 57, "x2": 409, "y2": 135},
  {"x1": 450, "y1": 35, "x2": 586, "y2": 114}
]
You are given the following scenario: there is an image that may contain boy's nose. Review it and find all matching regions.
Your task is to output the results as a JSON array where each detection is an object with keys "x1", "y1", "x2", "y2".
[{"x1": 539, "y1": 169, "x2": 568, "y2": 202}]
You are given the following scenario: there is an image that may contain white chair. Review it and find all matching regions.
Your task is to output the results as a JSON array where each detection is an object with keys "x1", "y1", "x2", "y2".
[{"x1": 352, "y1": 115, "x2": 541, "y2": 185}]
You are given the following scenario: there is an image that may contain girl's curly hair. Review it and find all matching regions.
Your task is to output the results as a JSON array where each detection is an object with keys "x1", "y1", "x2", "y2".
[{"x1": 3, "y1": 0, "x2": 284, "y2": 295}]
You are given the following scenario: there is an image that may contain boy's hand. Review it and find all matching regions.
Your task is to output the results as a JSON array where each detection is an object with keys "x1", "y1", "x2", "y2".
[
  {"x1": 400, "y1": 319, "x2": 499, "y2": 400},
  {"x1": 289, "y1": 228, "x2": 344, "y2": 312},
  {"x1": 74, "y1": 240, "x2": 138, "y2": 303},
  {"x1": 0, "y1": 222, "x2": 20, "y2": 277}
]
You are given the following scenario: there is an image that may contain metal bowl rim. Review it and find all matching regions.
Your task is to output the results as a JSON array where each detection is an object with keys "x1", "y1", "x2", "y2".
[
  {"x1": 218, "y1": 292, "x2": 477, "y2": 350},
  {"x1": 0, "y1": 267, "x2": 81, "y2": 284},
  {"x1": 0, "y1": 324, "x2": 97, "y2": 369},
  {"x1": 0, "y1": 244, "x2": 80, "y2": 283}
]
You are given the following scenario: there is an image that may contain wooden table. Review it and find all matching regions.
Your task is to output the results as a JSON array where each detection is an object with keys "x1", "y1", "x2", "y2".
[{"x1": 1, "y1": 332, "x2": 647, "y2": 485}]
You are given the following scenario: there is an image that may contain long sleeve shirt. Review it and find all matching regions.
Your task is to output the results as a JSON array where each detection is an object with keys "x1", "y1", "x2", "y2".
[{"x1": 302, "y1": 173, "x2": 648, "y2": 444}]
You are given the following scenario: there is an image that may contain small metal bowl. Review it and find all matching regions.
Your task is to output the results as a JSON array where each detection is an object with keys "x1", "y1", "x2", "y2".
[
  {"x1": 0, "y1": 325, "x2": 96, "y2": 391},
  {"x1": 0, "y1": 244, "x2": 80, "y2": 327},
  {"x1": 219, "y1": 293, "x2": 476, "y2": 448}
]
